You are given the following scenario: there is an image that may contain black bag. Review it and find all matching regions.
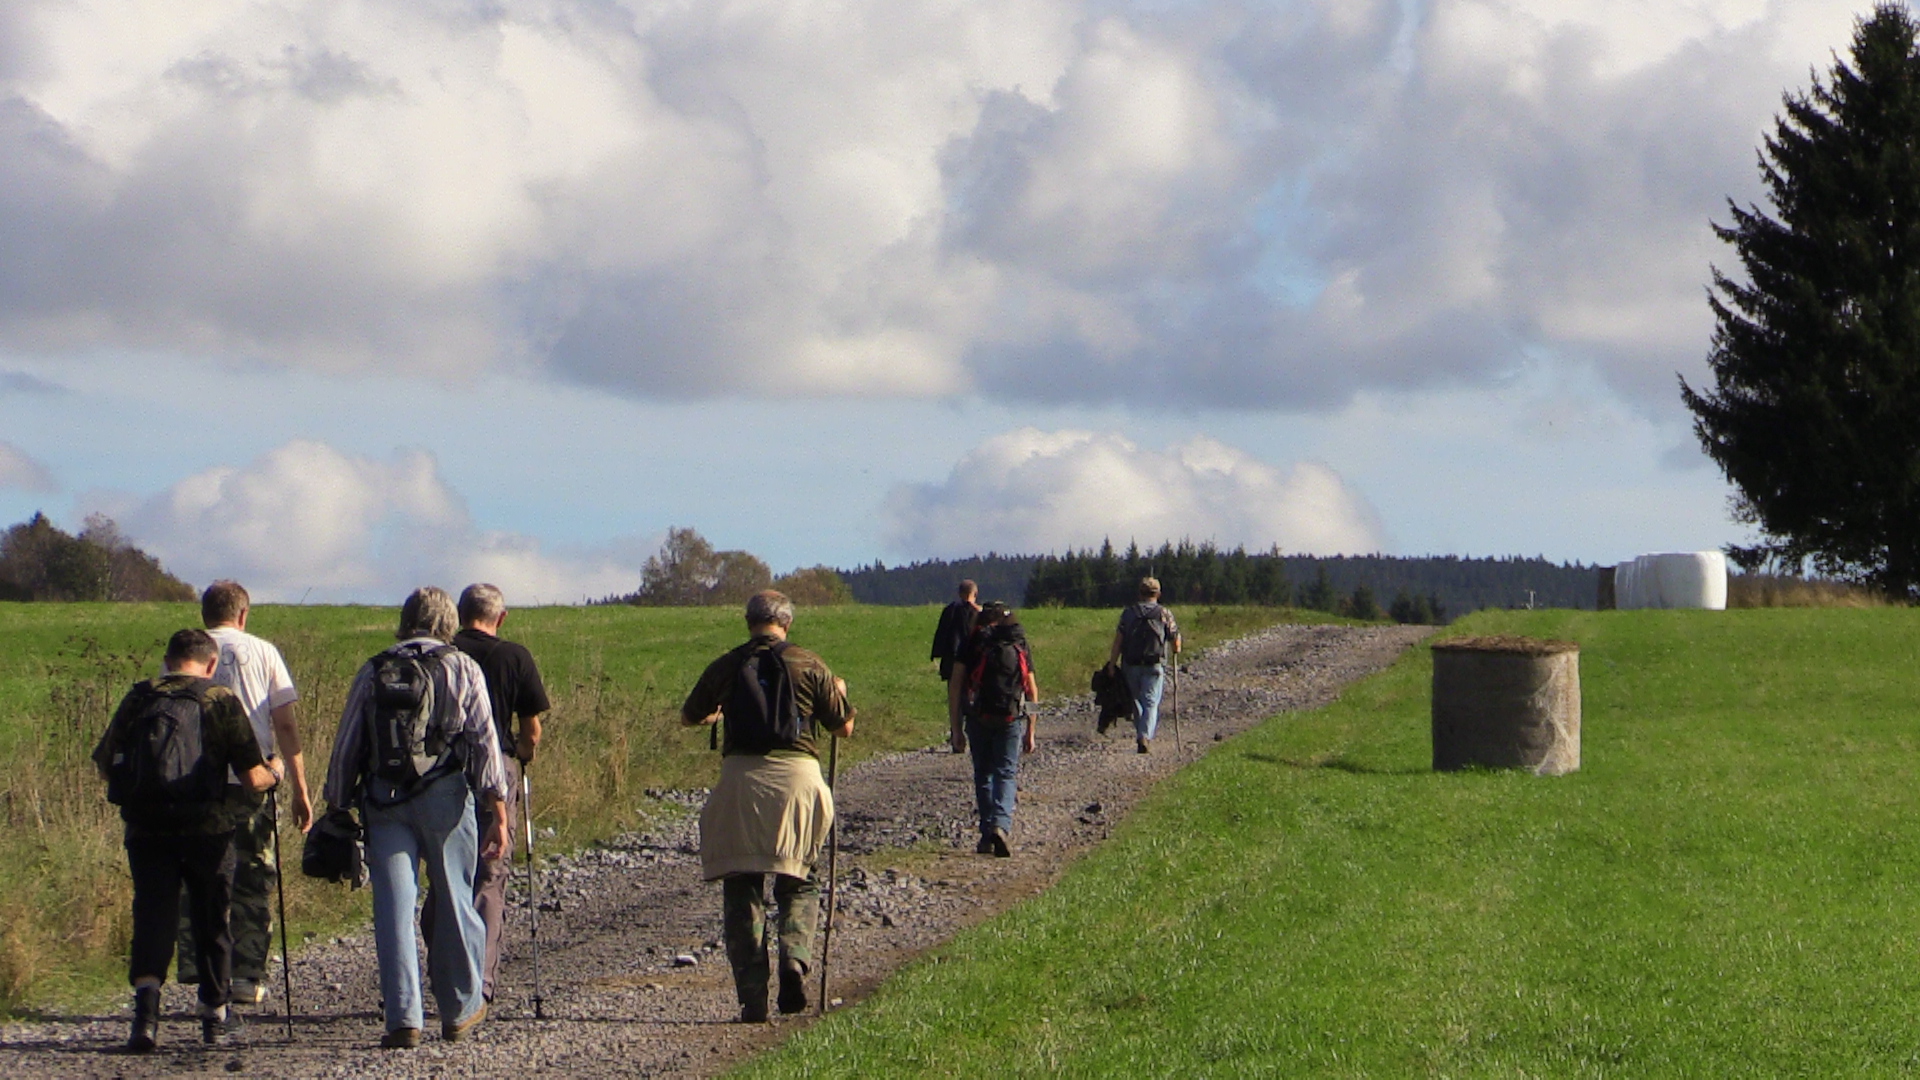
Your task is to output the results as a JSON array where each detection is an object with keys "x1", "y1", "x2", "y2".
[
  {"x1": 104, "y1": 679, "x2": 227, "y2": 817},
  {"x1": 365, "y1": 643, "x2": 462, "y2": 801},
  {"x1": 1090, "y1": 662, "x2": 1137, "y2": 734},
  {"x1": 302, "y1": 808, "x2": 367, "y2": 888},
  {"x1": 724, "y1": 642, "x2": 799, "y2": 754},
  {"x1": 973, "y1": 633, "x2": 1026, "y2": 719},
  {"x1": 1121, "y1": 603, "x2": 1168, "y2": 665}
]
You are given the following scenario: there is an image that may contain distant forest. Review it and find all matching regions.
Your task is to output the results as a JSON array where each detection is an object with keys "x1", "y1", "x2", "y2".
[
  {"x1": 842, "y1": 545, "x2": 1601, "y2": 621},
  {"x1": 0, "y1": 512, "x2": 195, "y2": 602}
]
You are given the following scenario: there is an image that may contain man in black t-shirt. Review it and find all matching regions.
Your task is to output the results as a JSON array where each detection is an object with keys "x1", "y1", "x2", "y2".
[
  {"x1": 929, "y1": 580, "x2": 980, "y2": 746},
  {"x1": 446, "y1": 583, "x2": 551, "y2": 1001}
]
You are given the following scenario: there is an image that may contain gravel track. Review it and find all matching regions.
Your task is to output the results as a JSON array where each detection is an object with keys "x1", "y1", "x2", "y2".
[{"x1": 0, "y1": 622, "x2": 1429, "y2": 1077}]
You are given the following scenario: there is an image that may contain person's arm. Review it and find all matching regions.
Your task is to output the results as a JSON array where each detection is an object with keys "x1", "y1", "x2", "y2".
[
  {"x1": 269, "y1": 702, "x2": 313, "y2": 830},
  {"x1": 516, "y1": 712, "x2": 544, "y2": 764},
  {"x1": 240, "y1": 758, "x2": 282, "y2": 793},
  {"x1": 1020, "y1": 652, "x2": 1038, "y2": 753},
  {"x1": 322, "y1": 667, "x2": 375, "y2": 811},
  {"x1": 815, "y1": 667, "x2": 856, "y2": 739},
  {"x1": 1108, "y1": 628, "x2": 1125, "y2": 667},
  {"x1": 682, "y1": 655, "x2": 730, "y2": 727},
  {"x1": 514, "y1": 649, "x2": 552, "y2": 764}
]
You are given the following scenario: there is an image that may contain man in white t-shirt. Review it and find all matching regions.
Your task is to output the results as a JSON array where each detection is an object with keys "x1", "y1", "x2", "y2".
[{"x1": 174, "y1": 580, "x2": 314, "y2": 1005}]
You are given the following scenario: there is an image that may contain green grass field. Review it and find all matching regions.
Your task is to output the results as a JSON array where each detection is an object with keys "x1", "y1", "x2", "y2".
[
  {"x1": 0, "y1": 600, "x2": 1316, "y2": 1013},
  {"x1": 738, "y1": 607, "x2": 1920, "y2": 1077}
]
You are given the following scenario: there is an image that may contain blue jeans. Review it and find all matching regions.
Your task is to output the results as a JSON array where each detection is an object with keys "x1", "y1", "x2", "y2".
[
  {"x1": 966, "y1": 716, "x2": 1026, "y2": 835},
  {"x1": 1124, "y1": 664, "x2": 1165, "y2": 740},
  {"x1": 364, "y1": 773, "x2": 486, "y2": 1034}
]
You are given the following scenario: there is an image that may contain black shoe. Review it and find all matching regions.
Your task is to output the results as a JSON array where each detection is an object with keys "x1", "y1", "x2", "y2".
[
  {"x1": 738, "y1": 1002, "x2": 770, "y2": 1023},
  {"x1": 127, "y1": 986, "x2": 160, "y2": 1054},
  {"x1": 989, "y1": 827, "x2": 1011, "y2": 858},
  {"x1": 777, "y1": 960, "x2": 808, "y2": 1015},
  {"x1": 1136, "y1": 738, "x2": 1150, "y2": 754},
  {"x1": 975, "y1": 833, "x2": 994, "y2": 854},
  {"x1": 198, "y1": 1003, "x2": 241, "y2": 1046}
]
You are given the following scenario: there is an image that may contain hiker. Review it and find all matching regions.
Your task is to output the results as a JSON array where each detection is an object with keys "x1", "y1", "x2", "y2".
[
  {"x1": 953, "y1": 601, "x2": 1038, "y2": 856},
  {"x1": 94, "y1": 629, "x2": 282, "y2": 1052},
  {"x1": 929, "y1": 579, "x2": 980, "y2": 746},
  {"x1": 681, "y1": 590, "x2": 855, "y2": 1023},
  {"x1": 173, "y1": 580, "x2": 311, "y2": 1006},
  {"x1": 322, "y1": 587, "x2": 510, "y2": 1049},
  {"x1": 1108, "y1": 577, "x2": 1181, "y2": 754},
  {"x1": 433, "y1": 582, "x2": 550, "y2": 1003}
]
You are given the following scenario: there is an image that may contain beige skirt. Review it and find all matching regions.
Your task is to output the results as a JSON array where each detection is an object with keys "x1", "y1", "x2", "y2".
[{"x1": 699, "y1": 753, "x2": 835, "y2": 881}]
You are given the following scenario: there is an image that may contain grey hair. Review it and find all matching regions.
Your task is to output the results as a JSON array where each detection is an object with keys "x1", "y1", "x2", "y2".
[
  {"x1": 746, "y1": 589, "x2": 795, "y2": 630},
  {"x1": 397, "y1": 586, "x2": 459, "y2": 642},
  {"x1": 458, "y1": 582, "x2": 506, "y2": 625}
]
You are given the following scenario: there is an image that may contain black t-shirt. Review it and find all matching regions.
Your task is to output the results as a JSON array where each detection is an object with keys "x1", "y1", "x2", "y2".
[{"x1": 452, "y1": 628, "x2": 552, "y2": 755}]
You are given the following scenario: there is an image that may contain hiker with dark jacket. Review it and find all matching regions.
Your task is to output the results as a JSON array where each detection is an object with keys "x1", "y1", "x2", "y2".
[
  {"x1": 1108, "y1": 577, "x2": 1181, "y2": 754},
  {"x1": 929, "y1": 579, "x2": 980, "y2": 745},
  {"x1": 94, "y1": 629, "x2": 281, "y2": 1053},
  {"x1": 323, "y1": 587, "x2": 510, "y2": 1050},
  {"x1": 956, "y1": 602, "x2": 1038, "y2": 856},
  {"x1": 682, "y1": 590, "x2": 855, "y2": 1023}
]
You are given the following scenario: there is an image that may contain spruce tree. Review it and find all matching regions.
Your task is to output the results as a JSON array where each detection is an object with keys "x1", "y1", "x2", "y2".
[{"x1": 1684, "y1": 4, "x2": 1920, "y2": 595}]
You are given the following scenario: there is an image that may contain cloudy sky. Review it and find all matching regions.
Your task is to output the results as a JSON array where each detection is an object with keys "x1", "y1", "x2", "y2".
[{"x1": 0, "y1": 0, "x2": 1865, "y2": 602}]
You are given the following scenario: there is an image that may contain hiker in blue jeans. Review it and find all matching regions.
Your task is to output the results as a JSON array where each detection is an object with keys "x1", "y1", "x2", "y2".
[
  {"x1": 1109, "y1": 577, "x2": 1181, "y2": 755},
  {"x1": 952, "y1": 602, "x2": 1038, "y2": 856}
]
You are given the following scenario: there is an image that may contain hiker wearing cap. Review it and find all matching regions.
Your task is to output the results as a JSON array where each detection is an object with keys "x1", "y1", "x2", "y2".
[
  {"x1": 953, "y1": 601, "x2": 1038, "y2": 857},
  {"x1": 172, "y1": 580, "x2": 311, "y2": 1007},
  {"x1": 323, "y1": 587, "x2": 510, "y2": 1049},
  {"x1": 1109, "y1": 577, "x2": 1181, "y2": 754},
  {"x1": 94, "y1": 629, "x2": 281, "y2": 1052},
  {"x1": 929, "y1": 580, "x2": 981, "y2": 745},
  {"x1": 682, "y1": 590, "x2": 855, "y2": 1023}
]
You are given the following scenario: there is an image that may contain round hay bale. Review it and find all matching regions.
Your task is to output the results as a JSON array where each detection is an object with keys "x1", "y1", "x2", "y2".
[{"x1": 1430, "y1": 636, "x2": 1580, "y2": 776}]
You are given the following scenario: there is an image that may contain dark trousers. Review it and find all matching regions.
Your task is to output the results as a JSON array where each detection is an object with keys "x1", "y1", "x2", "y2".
[
  {"x1": 722, "y1": 873, "x2": 819, "y2": 1006},
  {"x1": 177, "y1": 794, "x2": 274, "y2": 984},
  {"x1": 126, "y1": 831, "x2": 238, "y2": 1009}
]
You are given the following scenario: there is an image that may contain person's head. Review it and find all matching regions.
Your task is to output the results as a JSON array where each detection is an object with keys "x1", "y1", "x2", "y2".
[
  {"x1": 957, "y1": 579, "x2": 978, "y2": 601},
  {"x1": 1138, "y1": 576, "x2": 1161, "y2": 601},
  {"x1": 746, "y1": 590, "x2": 795, "y2": 634},
  {"x1": 164, "y1": 628, "x2": 218, "y2": 675},
  {"x1": 396, "y1": 587, "x2": 459, "y2": 642},
  {"x1": 978, "y1": 600, "x2": 1010, "y2": 625},
  {"x1": 201, "y1": 580, "x2": 249, "y2": 629},
  {"x1": 458, "y1": 583, "x2": 507, "y2": 630}
]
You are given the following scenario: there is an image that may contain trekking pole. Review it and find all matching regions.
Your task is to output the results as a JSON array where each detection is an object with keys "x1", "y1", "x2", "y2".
[
  {"x1": 1169, "y1": 656, "x2": 1182, "y2": 752},
  {"x1": 522, "y1": 767, "x2": 546, "y2": 1020},
  {"x1": 816, "y1": 735, "x2": 840, "y2": 1017},
  {"x1": 267, "y1": 782, "x2": 295, "y2": 1040}
]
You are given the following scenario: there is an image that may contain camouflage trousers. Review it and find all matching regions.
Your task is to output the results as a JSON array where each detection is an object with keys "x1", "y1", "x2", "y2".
[
  {"x1": 177, "y1": 797, "x2": 276, "y2": 985},
  {"x1": 721, "y1": 872, "x2": 819, "y2": 1007}
]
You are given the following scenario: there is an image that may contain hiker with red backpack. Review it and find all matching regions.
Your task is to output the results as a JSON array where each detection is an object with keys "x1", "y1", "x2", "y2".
[
  {"x1": 94, "y1": 629, "x2": 282, "y2": 1053},
  {"x1": 1109, "y1": 577, "x2": 1181, "y2": 754},
  {"x1": 681, "y1": 590, "x2": 855, "y2": 1023},
  {"x1": 953, "y1": 601, "x2": 1038, "y2": 857},
  {"x1": 321, "y1": 587, "x2": 510, "y2": 1049}
]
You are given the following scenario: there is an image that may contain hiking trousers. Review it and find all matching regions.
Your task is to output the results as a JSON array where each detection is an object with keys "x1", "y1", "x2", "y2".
[
  {"x1": 176, "y1": 793, "x2": 274, "y2": 986},
  {"x1": 722, "y1": 873, "x2": 819, "y2": 1006},
  {"x1": 126, "y1": 830, "x2": 238, "y2": 1010},
  {"x1": 1123, "y1": 663, "x2": 1165, "y2": 741},
  {"x1": 364, "y1": 773, "x2": 487, "y2": 1035},
  {"x1": 965, "y1": 715, "x2": 1026, "y2": 836},
  {"x1": 422, "y1": 756, "x2": 519, "y2": 1001}
]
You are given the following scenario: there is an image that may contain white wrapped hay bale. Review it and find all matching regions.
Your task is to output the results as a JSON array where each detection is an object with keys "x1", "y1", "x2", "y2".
[
  {"x1": 1613, "y1": 551, "x2": 1728, "y2": 610},
  {"x1": 1431, "y1": 636, "x2": 1580, "y2": 776}
]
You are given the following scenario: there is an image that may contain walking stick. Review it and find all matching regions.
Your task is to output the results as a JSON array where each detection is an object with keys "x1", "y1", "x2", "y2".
[
  {"x1": 1169, "y1": 654, "x2": 1182, "y2": 752},
  {"x1": 816, "y1": 735, "x2": 840, "y2": 1017},
  {"x1": 522, "y1": 767, "x2": 546, "y2": 1019},
  {"x1": 267, "y1": 784, "x2": 294, "y2": 1040}
]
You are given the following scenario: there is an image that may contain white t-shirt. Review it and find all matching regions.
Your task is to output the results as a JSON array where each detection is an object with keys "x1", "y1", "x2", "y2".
[{"x1": 209, "y1": 625, "x2": 299, "y2": 755}]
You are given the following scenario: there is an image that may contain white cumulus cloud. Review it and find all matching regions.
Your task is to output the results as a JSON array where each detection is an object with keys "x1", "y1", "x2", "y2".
[
  {"x1": 117, "y1": 440, "x2": 649, "y2": 603},
  {"x1": 884, "y1": 429, "x2": 1383, "y2": 558},
  {"x1": 0, "y1": 440, "x2": 54, "y2": 492}
]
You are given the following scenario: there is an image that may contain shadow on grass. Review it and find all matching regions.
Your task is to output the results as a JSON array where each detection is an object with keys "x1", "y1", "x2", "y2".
[{"x1": 1241, "y1": 751, "x2": 1426, "y2": 776}]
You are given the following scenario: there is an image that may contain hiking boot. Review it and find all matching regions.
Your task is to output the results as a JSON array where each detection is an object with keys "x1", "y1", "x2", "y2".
[
  {"x1": 442, "y1": 1001, "x2": 487, "y2": 1042},
  {"x1": 975, "y1": 833, "x2": 995, "y2": 854},
  {"x1": 379, "y1": 1027, "x2": 421, "y2": 1050},
  {"x1": 127, "y1": 986, "x2": 160, "y2": 1054},
  {"x1": 989, "y1": 827, "x2": 1012, "y2": 858},
  {"x1": 230, "y1": 978, "x2": 268, "y2": 1006},
  {"x1": 738, "y1": 1002, "x2": 770, "y2": 1023},
  {"x1": 1136, "y1": 738, "x2": 1150, "y2": 754},
  {"x1": 777, "y1": 960, "x2": 808, "y2": 1015},
  {"x1": 198, "y1": 1003, "x2": 242, "y2": 1046}
]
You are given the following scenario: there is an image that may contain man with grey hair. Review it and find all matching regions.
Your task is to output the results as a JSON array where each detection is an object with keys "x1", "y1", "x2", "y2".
[
  {"x1": 444, "y1": 582, "x2": 550, "y2": 1001},
  {"x1": 682, "y1": 589, "x2": 855, "y2": 1022},
  {"x1": 1108, "y1": 576, "x2": 1181, "y2": 754},
  {"x1": 324, "y1": 587, "x2": 510, "y2": 1049}
]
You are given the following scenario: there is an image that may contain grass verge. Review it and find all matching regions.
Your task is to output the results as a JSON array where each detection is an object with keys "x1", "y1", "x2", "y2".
[{"x1": 736, "y1": 607, "x2": 1920, "y2": 1077}]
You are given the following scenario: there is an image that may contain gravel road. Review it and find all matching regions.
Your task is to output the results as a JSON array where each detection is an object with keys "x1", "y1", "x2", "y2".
[{"x1": 0, "y1": 622, "x2": 1429, "y2": 1077}]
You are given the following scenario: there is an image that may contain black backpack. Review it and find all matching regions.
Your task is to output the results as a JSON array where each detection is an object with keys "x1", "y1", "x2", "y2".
[
  {"x1": 105, "y1": 679, "x2": 228, "y2": 816},
  {"x1": 365, "y1": 643, "x2": 462, "y2": 801},
  {"x1": 973, "y1": 633, "x2": 1026, "y2": 718},
  {"x1": 1121, "y1": 603, "x2": 1168, "y2": 665},
  {"x1": 723, "y1": 642, "x2": 800, "y2": 754}
]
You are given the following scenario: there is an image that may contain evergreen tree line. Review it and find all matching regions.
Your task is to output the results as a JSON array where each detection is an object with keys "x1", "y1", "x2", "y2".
[
  {"x1": 0, "y1": 512, "x2": 195, "y2": 602},
  {"x1": 840, "y1": 554, "x2": 1041, "y2": 606}
]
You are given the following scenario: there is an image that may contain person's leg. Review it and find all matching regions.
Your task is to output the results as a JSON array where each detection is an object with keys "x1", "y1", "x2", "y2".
[
  {"x1": 126, "y1": 836, "x2": 185, "y2": 991},
  {"x1": 989, "y1": 719, "x2": 1026, "y2": 835},
  {"x1": 771, "y1": 872, "x2": 819, "y2": 1014},
  {"x1": 417, "y1": 775, "x2": 485, "y2": 1036},
  {"x1": 964, "y1": 715, "x2": 994, "y2": 845},
  {"x1": 722, "y1": 874, "x2": 770, "y2": 1018},
  {"x1": 181, "y1": 831, "x2": 239, "y2": 1015},
  {"x1": 470, "y1": 757, "x2": 519, "y2": 1001},
  {"x1": 1125, "y1": 664, "x2": 1164, "y2": 742},
  {"x1": 364, "y1": 799, "x2": 426, "y2": 1036},
  {"x1": 225, "y1": 800, "x2": 275, "y2": 996}
]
